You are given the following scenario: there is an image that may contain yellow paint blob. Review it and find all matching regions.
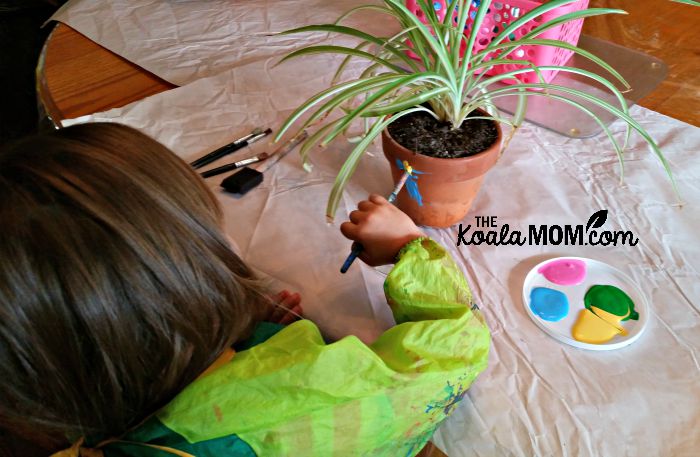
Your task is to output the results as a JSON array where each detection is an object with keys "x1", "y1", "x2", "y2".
[
  {"x1": 572, "y1": 309, "x2": 626, "y2": 344},
  {"x1": 590, "y1": 306, "x2": 628, "y2": 335}
]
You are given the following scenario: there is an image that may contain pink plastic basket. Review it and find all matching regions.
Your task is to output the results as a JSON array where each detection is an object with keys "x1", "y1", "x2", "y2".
[{"x1": 404, "y1": 0, "x2": 590, "y2": 84}]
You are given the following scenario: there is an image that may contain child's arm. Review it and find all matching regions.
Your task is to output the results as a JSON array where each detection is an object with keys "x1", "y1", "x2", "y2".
[
  {"x1": 339, "y1": 193, "x2": 425, "y2": 268},
  {"x1": 340, "y1": 193, "x2": 472, "y2": 321},
  {"x1": 153, "y1": 195, "x2": 489, "y2": 457},
  {"x1": 340, "y1": 193, "x2": 487, "y2": 373},
  {"x1": 370, "y1": 235, "x2": 487, "y2": 377}
]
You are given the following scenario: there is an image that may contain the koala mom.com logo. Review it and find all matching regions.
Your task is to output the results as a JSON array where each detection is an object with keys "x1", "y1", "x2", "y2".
[{"x1": 456, "y1": 210, "x2": 639, "y2": 247}]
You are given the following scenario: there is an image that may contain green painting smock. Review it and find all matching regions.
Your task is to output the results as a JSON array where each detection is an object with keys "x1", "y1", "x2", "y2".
[{"x1": 102, "y1": 238, "x2": 491, "y2": 456}]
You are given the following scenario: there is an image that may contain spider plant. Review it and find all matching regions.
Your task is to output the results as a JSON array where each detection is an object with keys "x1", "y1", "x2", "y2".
[{"x1": 275, "y1": 0, "x2": 676, "y2": 221}]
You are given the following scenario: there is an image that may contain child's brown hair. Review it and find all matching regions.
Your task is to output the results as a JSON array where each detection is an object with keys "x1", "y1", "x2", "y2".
[{"x1": 0, "y1": 123, "x2": 268, "y2": 453}]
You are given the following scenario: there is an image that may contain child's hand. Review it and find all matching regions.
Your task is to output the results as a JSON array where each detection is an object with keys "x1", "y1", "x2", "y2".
[
  {"x1": 340, "y1": 194, "x2": 424, "y2": 267},
  {"x1": 267, "y1": 290, "x2": 303, "y2": 325}
]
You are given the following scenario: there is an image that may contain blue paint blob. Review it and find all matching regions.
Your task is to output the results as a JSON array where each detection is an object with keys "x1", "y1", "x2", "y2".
[{"x1": 530, "y1": 287, "x2": 569, "y2": 322}]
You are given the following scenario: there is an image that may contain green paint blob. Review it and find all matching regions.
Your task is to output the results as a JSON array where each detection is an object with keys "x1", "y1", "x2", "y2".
[{"x1": 584, "y1": 285, "x2": 639, "y2": 321}]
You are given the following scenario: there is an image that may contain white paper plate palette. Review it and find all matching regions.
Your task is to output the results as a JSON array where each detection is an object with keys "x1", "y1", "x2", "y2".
[{"x1": 522, "y1": 257, "x2": 649, "y2": 351}]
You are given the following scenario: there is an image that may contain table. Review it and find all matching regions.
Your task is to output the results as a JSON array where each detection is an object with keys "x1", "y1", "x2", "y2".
[
  {"x1": 45, "y1": 1, "x2": 700, "y2": 456},
  {"x1": 39, "y1": 0, "x2": 700, "y2": 125},
  {"x1": 37, "y1": 23, "x2": 175, "y2": 124},
  {"x1": 582, "y1": 0, "x2": 700, "y2": 127}
]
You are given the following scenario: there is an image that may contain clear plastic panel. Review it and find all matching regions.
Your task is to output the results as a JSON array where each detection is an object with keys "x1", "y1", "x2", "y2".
[{"x1": 490, "y1": 34, "x2": 668, "y2": 138}]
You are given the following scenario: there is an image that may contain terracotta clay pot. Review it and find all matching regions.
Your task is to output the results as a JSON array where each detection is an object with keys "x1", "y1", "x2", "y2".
[{"x1": 382, "y1": 118, "x2": 502, "y2": 228}]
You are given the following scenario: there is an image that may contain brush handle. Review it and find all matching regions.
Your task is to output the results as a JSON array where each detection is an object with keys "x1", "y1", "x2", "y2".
[
  {"x1": 201, "y1": 156, "x2": 266, "y2": 178},
  {"x1": 340, "y1": 243, "x2": 363, "y2": 274},
  {"x1": 388, "y1": 172, "x2": 410, "y2": 203},
  {"x1": 191, "y1": 140, "x2": 248, "y2": 169},
  {"x1": 340, "y1": 171, "x2": 410, "y2": 274},
  {"x1": 191, "y1": 129, "x2": 270, "y2": 169},
  {"x1": 258, "y1": 131, "x2": 309, "y2": 173}
]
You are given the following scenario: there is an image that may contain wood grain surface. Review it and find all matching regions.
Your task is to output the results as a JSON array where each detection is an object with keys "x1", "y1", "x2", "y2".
[
  {"x1": 39, "y1": 23, "x2": 175, "y2": 123},
  {"x1": 584, "y1": 0, "x2": 700, "y2": 126}
]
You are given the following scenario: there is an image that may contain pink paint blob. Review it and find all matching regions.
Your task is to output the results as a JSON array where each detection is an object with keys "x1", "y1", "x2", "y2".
[{"x1": 538, "y1": 259, "x2": 587, "y2": 286}]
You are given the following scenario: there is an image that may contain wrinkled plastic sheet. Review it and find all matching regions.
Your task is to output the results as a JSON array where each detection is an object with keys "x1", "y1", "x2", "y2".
[
  {"x1": 51, "y1": 0, "x2": 386, "y2": 86},
  {"x1": 55, "y1": 1, "x2": 700, "y2": 455}
]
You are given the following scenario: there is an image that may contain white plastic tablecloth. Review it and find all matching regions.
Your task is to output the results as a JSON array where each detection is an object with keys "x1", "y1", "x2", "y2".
[
  {"x1": 55, "y1": 1, "x2": 700, "y2": 456},
  {"x1": 52, "y1": 0, "x2": 385, "y2": 86}
]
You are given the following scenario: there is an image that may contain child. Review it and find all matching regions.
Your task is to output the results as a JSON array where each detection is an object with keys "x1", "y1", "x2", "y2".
[{"x1": 0, "y1": 123, "x2": 490, "y2": 457}]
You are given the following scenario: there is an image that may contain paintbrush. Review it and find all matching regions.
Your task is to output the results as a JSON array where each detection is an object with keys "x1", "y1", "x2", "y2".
[
  {"x1": 200, "y1": 152, "x2": 270, "y2": 178},
  {"x1": 340, "y1": 162, "x2": 415, "y2": 274},
  {"x1": 219, "y1": 131, "x2": 309, "y2": 195},
  {"x1": 190, "y1": 127, "x2": 272, "y2": 169}
]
